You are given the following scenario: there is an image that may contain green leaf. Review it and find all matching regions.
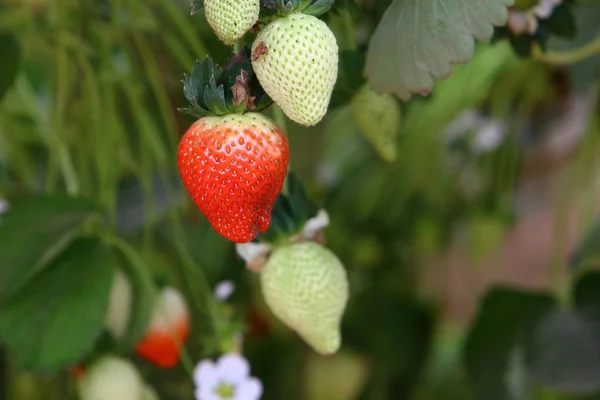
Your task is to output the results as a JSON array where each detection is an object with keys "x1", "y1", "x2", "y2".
[
  {"x1": 365, "y1": 0, "x2": 513, "y2": 100},
  {"x1": 303, "y1": 0, "x2": 335, "y2": 16},
  {"x1": 343, "y1": 295, "x2": 434, "y2": 395},
  {"x1": 544, "y1": 3, "x2": 577, "y2": 39},
  {"x1": 529, "y1": 310, "x2": 600, "y2": 395},
  {"x1": 529, "y1": 272, "x2": 600, "y2": 394},
  {"x1": 0, "y1": 238, "x2": 116, "y2": 371},
  {"x1": 0, "y1": 195, "x2": 100, "y2": 299},
  {"x1": 464, "y1": 287, "x2": 556, "y2": 400},
  {"x1": 0, "y1": 32, "x2": 20, "y2": 105}
]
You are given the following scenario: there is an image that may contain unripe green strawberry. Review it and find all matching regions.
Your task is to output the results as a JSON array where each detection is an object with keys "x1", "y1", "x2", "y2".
[
  {"x1": 260, "y1": 242, "x2": 349, "y2": 355},
  {"x1": 104, "y1": 270, "x2": 132, "y2": 339},
  {"x1": 251, "y1": 13, "x2": 338, "y2": 126},
  {"x1": 350, "y1": 84, "x2": 401, "y2": 163},
  {"x1": 141, "y1": 384, "x2": 160, "y2": 400},
  {"x1": 204, "y1": 0, "x2": 260, "y2": 45},
  {"x1": 78, "y1": 356, "x2": 143, "y2": 400},
  {"x1": 304, "y1": 351, "x2": 369, "y2": 400}
]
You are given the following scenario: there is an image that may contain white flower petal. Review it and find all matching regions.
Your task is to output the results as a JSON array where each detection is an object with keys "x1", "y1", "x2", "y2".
[
  {"x1": 507, "y1": 12, "x2": 529, "y2": 35},
  {"x1": 534, "y1": 0, "x2": 561, "y2": 18},
  {"x1": 0, "y1": 198, "x2": 9, "y2": 215},
  {"x1": 195, "y1": 387, "x2": 221, "y2": 400},
  {"x1": 472, "y1": 120, "x2": 506, "y2": 153},
  {"x1": 216, "y1": 354, "x2": 250, "y2": 385},
  {"x1": 233, "y1": 378, "x2": 263, "y2": 400},
  {"x1": 302, "y1": 209, "x2": 330, "y2": 239},
  {"x1": 194, "y1": 360, "x2": 219, "y2": 388},
  {"x1": 214, "y1": 281, "x2": 235, "y2": 301},
  {"x1": 444, "y1": 109, "x2": 480, "y2": 142},
  {"x1": 235, "y1": 242, "x2": 270, "y2": 264}
]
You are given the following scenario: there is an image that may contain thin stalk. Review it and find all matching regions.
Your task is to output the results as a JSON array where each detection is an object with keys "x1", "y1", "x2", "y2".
[
  {"x1": 165, "y1": 31, "x2": 197, "y2": 70},
  {"x1": 51, "y1": 0, "x2": 79, "y2": 195},
  {"x1": 342, "y1": 9, "x2": 357, "y2": 51},
  {"x1": 534, "y1": 37, "x2": 600, "y2": 66},
  {"x1": 154, "y1": 0, "x2": 208, "y2": 59},
  {"x1": 131, "y1": 32, "x2": 180, "y2": 153},
  {"x1": 75, "y1": 52, "x2": 109, "y2": 202},
  {"x1": 233, "y1": 41, "x2": 242, "y2": 54},
  {"x1": 167, "y1": 209, "x2": 223, "y2": 341}
]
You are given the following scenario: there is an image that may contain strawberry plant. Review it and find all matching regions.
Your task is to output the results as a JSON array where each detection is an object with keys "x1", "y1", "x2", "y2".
[{"x1": 1, "y1": 0, "x2": 600, "y2": 399}]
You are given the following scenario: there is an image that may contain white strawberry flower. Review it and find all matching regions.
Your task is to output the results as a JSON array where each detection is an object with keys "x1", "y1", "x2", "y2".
[
  {"x1": 214, "y1": 280, "x2": 235, "y2": 301},
  {"x1": 0, "y1": 197, "x2": 8, "y2": 215},
  {"x1": 235, "y1": 242, "x2": 271, "y2": 264},
  {"x1": 507, "y1": 0, "x2": 563, "y2": 35},
  {"x1": 194, "y1": 353, "x2": 262, "y2": 400},
  {"x1": 534, "y1": 0, "x2": 562, "y2": 18},
  {"x1": 302, "y1": 209, "x2": 330, "y2": 240},
  {"x1": 472, "y1": 119, "x2": 507, "y2": 154}
]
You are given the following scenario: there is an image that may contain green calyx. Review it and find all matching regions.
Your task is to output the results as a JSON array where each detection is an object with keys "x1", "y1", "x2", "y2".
[
  {"x1": 178, "y1": 48, "x2": 272, "y2": 119},
  {"x1": 259, "y1": 0, "x2": 334, "y2": 21},
  {"x1": 190, "y1": 0, "x2": 203, "y2": 15},
  {"x1": 257, "y1": 173, "x2": 320, "y2": 244}
]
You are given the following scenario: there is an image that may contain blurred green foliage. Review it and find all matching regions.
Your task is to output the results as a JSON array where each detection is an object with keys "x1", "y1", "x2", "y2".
[{"x1": 0, "y1": 0, "x2": 599, "y2": 400}]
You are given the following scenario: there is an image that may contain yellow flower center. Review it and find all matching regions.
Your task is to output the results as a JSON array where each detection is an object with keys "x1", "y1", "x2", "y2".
[{"x1": 214, "y1": 382, "x2": 236, "y2": 399}]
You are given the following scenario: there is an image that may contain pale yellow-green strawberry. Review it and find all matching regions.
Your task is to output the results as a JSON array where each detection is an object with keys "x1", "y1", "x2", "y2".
[
  {"x1": 204, "y1": 0, "x2": 260, "y2": 45},
  {"x1": 260, "y1": 242, "x2": 349, "y2": 355},
  {"x1": 350, "y1": 83, "x2": 401, "y2": 163},
  {"x1": 251, "y1": 13, "x2": 338, "y2": 126},
  {"x1": 78, "y1": 356, "x2": 143, "y2": 400},
  {"x1": 304, "y1": 351, "x2": 369, "y2": 400}
]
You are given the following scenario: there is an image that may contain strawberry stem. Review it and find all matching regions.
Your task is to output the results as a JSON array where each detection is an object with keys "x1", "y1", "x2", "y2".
[
  {"x1": 342, "y1": 8, "x2": 357, "y2": 51},
  {"x1": 272, "y1": 104, "x2": 291, "y2": 196},
  {"x1": 233, "y1": 41, "x2": 242, "y2": 54}
]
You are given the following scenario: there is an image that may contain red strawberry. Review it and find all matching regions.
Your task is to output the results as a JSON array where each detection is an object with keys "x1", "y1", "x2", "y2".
[
  {"x1": 178, "y1": 112, "x2": 289, "y2": 243},
  {"x1": 135, "y1": 287, "x2": 191, "y2": 369}
]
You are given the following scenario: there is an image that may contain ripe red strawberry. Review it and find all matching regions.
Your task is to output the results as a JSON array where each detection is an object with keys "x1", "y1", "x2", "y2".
[
  {"x1": 178, "y1": 113, "x2": 289, "y2": 243},
  {"x1": 135, "y1": 287, "x2": 191, "y2": 369}
]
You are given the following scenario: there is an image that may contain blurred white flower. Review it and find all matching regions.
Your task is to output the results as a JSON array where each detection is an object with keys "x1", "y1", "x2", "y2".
[
  {"x1": 302, "y1": 209, "x2": 330, "y2": 240},
  {"x1": 444, "y1": 109, "x2": 480, "y2": 143},
  {"x1": 507, "y1": 0, "x2": 563, "y2": 35},
  {"x1": 315, "y1": 161, "x2": 341, "y2": 188},
  {"x1": 507, "y1": 11, "x2": 537, "y2": 35},
  {"x1": 472, "y1": 120, "x2": 507, "y2": 154},
  {"x1": 444, "y1": 110, "x2": 507, "y2": 154},
  {"x1": 194, "y1": 353, "x2": 262, "y2": 400},
  {"x1": 235, "y1": 242, "x2": 270, "y2": 264},
  {"x1": 214, "y1": 281, "x2": 235, "y2": 301},
  {"x1": 0, "y1": 198, "x2": 9, "y2": 215},
  {"x1": 534, "y1": 0, "x2": 562, "y2": 18}
]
